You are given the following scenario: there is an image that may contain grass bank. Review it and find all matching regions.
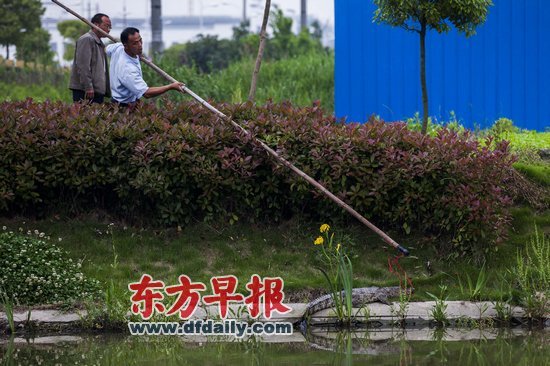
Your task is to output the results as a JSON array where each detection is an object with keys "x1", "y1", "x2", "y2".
[{"x1": 1, "y1": 204, "x2": 548, "y2": 306}]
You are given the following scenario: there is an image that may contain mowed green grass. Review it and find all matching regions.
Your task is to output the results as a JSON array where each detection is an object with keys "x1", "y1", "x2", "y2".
[{"x1": 2, "y1": 204, "x2": 548, "y2": 304}]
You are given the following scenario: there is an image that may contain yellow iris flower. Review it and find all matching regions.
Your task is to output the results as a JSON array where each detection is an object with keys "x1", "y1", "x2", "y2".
[
  {"x1": 320, "y1": 224, "x2": 330, "y2": 233},
  {"x1": 314, "y1": 236, "x2": 324, "y2": 245}
]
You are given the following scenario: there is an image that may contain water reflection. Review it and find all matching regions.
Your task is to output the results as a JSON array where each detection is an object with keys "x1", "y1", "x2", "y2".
[{"x1": 0, "y1": 328, "x2": 548, "y2": 365}]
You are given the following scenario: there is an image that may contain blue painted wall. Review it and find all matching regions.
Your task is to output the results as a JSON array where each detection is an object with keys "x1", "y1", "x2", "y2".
[{"x1": 335, "y1": 0, "x2": 550, "y2": 131}]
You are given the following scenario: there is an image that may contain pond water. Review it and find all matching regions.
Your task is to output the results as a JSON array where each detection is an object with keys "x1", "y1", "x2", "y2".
[{"x1": 1, "y1": 328, "x2": 548, "y2": 365}]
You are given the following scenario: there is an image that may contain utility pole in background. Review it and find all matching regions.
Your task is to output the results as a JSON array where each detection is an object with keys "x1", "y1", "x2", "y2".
[
  {"x1": 243, "y1": 0, "x2": 247, "y2": 23},
  {"x1": 300, "y1": 0, "x2": 307, "y2": 31},
  {"x1": 122, "y1": 0, "x2": 128, "y2": 27},
  {"x1": 151, "y1": 0, "x2": 163, "y2": 55}
]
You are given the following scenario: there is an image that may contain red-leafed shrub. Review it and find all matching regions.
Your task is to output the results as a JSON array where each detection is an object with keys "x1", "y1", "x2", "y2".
[{"x1": 0, "y1": 99, "x2": 516, "y2": 258}]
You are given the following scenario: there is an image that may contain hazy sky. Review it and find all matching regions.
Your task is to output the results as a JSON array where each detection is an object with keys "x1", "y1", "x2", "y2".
[{"x1": 44, "y1": 0, "x2": 334, "y2": 28}]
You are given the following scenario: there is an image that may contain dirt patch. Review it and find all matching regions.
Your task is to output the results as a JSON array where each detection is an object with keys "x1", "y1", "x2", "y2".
[{"x1": 151, "y1": 261, "x2": 175, "y2": 272}]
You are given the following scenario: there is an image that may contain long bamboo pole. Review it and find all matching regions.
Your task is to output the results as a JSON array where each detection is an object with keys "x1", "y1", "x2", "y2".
[{"x1": 52, "y1": 0, "x2": 410, "y2": 256}]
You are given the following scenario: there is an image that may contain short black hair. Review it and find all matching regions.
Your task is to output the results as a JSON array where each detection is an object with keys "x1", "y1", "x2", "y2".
[
  {"x1": 91, "y1": 13, "x2": 109, "y2": 25},
  {"x1": 121, "y1": 27, "x2": 140, "y2": 45}
]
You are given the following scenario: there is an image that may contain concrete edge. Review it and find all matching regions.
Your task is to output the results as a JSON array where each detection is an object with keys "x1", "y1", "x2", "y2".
[{"x1": 0, "y1": 301, "x2": 546, "y2": 329}]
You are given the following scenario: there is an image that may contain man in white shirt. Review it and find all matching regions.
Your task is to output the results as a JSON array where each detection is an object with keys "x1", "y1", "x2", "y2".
[{"x1": 106, "y1": 27, "x2": 183, "y2": 109}]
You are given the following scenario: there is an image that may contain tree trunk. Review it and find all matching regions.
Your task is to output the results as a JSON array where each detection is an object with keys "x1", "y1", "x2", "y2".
[
  {"x1": 248, "y1": 0, "x2": 271, "y2": 102},
  {"x1": 5, "y1": 44, "x2": 9, "y2": 60},
  {"x1": 420, "y1": 22, "x2": 429, "y2": 135}
]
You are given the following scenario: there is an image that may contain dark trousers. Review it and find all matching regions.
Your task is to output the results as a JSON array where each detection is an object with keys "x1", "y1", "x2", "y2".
[
  {"x1": 113, "y1": 99, "x2": 140, "y2": 110},
  {"x1": 72, "y1": 89, "x2": 106, "y2": 104}
]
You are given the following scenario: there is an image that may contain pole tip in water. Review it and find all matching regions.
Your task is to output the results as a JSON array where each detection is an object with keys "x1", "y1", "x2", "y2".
[{"x1": 397, "y1": 245, "x2": 410, "y2": 256}]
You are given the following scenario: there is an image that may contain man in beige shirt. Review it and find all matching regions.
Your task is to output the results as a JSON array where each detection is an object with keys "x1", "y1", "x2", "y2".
[{"x1": 69, "y1": 13, "x2": 112, "y2": 103}]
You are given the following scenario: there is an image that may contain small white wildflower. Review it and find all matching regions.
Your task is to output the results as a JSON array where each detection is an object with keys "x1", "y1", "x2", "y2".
[{"x1": 58, "y1": 238, "x2": 62, "y2": 242}]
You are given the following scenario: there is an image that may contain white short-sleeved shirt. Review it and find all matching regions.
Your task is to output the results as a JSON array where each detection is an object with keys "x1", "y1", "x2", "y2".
[{"x1": 106, "y1": 43, "x2": 148, "y2": 103}]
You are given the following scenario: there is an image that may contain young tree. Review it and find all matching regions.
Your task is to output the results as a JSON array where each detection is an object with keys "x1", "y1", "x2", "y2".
[
  {"x1": 248, "y1": 0, "x2": 271, "y2": 102},
  {"x1": 57, "y1": 20, "x2": 89, "y2": 61},
  {"x1": 0, "y1": 0, "x2": 44, "y2": 59},
  {"x1": 373, "y1": 0, "x2": 492, "y2": 134}
]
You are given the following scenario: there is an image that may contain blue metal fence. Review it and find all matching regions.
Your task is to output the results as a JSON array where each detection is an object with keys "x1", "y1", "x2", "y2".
[{"x1": 334, "y1": 0, "x2": 550, "y2": 131}]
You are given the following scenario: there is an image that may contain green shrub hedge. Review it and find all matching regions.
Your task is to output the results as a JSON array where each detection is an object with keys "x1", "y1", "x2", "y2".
[{"x1": 0, "y1": 99, "x2": 516, "y2": 258}]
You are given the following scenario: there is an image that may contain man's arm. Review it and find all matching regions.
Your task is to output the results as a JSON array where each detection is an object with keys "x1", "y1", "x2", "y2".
[
  {"x1": 105, "y1": 43, "x2": 120, "y2": 57},
  {"x1": 143, "y1": 82, "x2": 184, "y2": 99}
]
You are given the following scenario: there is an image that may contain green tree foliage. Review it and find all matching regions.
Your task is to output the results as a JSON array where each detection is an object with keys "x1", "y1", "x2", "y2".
[
  {"x1": 264, "y1": 7, "x2": 323, "y2": 60},
  {"x1": 161, "y1": 8, "x2": 324, "y2": 73},
  {"x1": 16, "y1": 28, "x2": 54, "y2": 67},
  {"x1": 310, "y1": 20, "x2": 323, "y2": 42},
  {"x1": 57, "y1": 20, "x2": 89, "y2": 61},
  {"x1": 232, "y1": 20, "x2": 258, "y2": 58},
  {"x1": 373, "y1": 0, "x2": 492, "y2": 134},
  {"x1": 160, "y1": 43, "x2": 186, "y2": 67},
  {"x1": 268, "y1": 7, "x2": 293, "y2": 58},
  {"x1": 232, "y1": 20, "x2": 251, "y2": 42},
  {"x1": 0, "y1": 0, "x2": 44, "y2": 59},
  {"x1": 182, "y1": 35, "x2": 241, "y2": 73}
]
